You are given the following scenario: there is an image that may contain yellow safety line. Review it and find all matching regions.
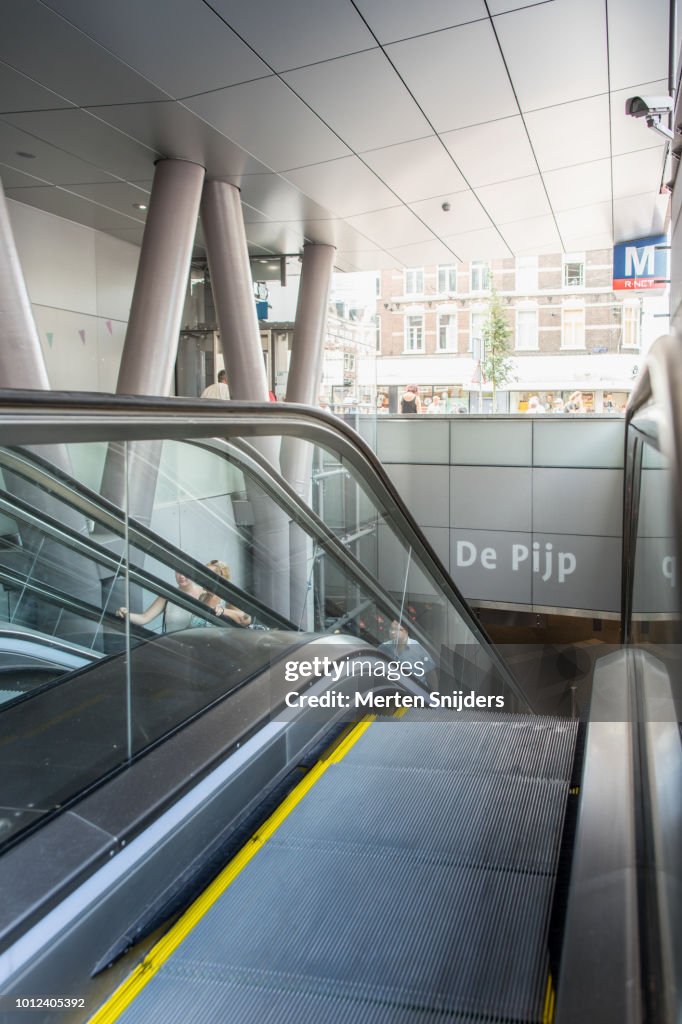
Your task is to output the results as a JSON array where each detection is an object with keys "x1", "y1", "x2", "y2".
[
  {"x1": 88, "y1": 716, "x2": 375, "y2": 1024},
  {"x1": 542, "y1": 971, "x2": 555, "y2": 1024}
]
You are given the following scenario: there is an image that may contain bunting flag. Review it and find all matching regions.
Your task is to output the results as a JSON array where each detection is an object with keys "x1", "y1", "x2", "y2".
[
  {"x1": 78, "y1": 329, "x2": 86, "y2": 344},
  {"x1": 105, "y1": 320, "x2": 113, "y2": 335},
  {"x1": 46, "y1": 332, "x2": 54, "y2": 349}
]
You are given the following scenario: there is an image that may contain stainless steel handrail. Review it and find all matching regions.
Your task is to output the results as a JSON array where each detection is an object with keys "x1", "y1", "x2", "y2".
[{"x1": 0, "y1": 389, "x2": 524, "y2": 703}]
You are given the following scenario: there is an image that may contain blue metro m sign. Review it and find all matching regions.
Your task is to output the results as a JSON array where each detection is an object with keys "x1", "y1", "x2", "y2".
[{"x1": 613, "y1": 234, "x2": 668, "y2": 290}]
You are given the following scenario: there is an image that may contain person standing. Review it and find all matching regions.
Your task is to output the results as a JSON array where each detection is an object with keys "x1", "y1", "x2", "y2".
[
  {"x1": 400, "y1": 384, "x2": 421, "y2": 414},
  {"x1": 201, "y1": 369, "x2": 230, "y2": 400}
]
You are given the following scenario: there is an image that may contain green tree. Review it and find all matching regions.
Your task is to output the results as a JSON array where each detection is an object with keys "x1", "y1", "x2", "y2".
[{"x1": 481, "y1": 288, "x2": 515, "y2": 410}]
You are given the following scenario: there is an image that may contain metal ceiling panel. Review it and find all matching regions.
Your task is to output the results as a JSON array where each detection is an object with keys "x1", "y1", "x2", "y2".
[
  {"x1": 185, "y1": 77, "x2": 350, "y2": 171},
  {"x1": 607, "y1": 0, "x2": 669, "y2": 92},
  {"x1": 282, "y1": 157, "x2": 399, "y2": 218},
  {"x1": 283, "y1": 49, "x2": 432, "y2": 152},
  {"x1": 442, "y1": 117, "x2": 537, "y2": 188},
  {"x1": 0, "y1": 0, "x2": 669, "y2": 266},
  {"x1": 613, "y1": 192, "x2": 666, "y2": 243},
  {"x1": 555, "y1": 201, "x2": 612, "y2": 245},
  {"x1": 494, "y1": 0, "x2": 608, "y2": 110},
  {"x1": 41, "y1": 0, "x2": 270, "y2": 98},
  {"x1": 442, "y1": 226, "x2": 512, "y2": 259},
  {"x1": 238, "y1": 174, "x2": 337, "y2": 223},
  {"x1": 361, "y1": 136, "x2": 468, "y2": 203},
  {"x1": 346, "y1": 205, "x2": 434, "y2": 249},
  {"x1": 3, "y1": 185, "x2": 147, "y2": 231},
  {"x1": 0, "y1": 61, "x2": 75, "y2": 114},
  {"x1": 496, "y1": 214, "x2": 563, "y2": 255},
  {"x1": 609, "y1": 80, "x2": 670, "y2": 156},
  {"x1": 86, "y1": 101, "x2": 269, "y2": 178},
  {"x1": 208, "y1": 0, "x2": 375, "y2": 72},
  {"x1": 244, "y1": 222, "x2": 306, "y2": 253},
  {"x1": 554, "y1": 231, "x2": 614, "y2": 252},
  {"x1": 486, "y1": 0, "x2": 545, "y2": 12},
  {"x1": 297, "y1": 218, "x2": 381, "y2": 251},
  {"x1": 388, "y1": 238, "x2": 460, "y2": 266},
  {"x1": 612, "y1": 148, "x2": 666, "y2": 200},
  {"x1": 0, "y1": 120, "x2": 119, "y2": 185},
  {"x1": 0, "y1": 0, "x2": 169, "y2": 106},
  {"x1": 0, "y1": 162, "x2": 52, "y2": 189},
  {"x1": 64, "y1": 181, "x2": 152, "y2": 221},
  {"x1": 543, "y1": 159, "x2": 613, "y2": 212},
  {"x1": 386, "y1": 20, "x2": 517, "y2": 133},
  {"x1": 475, "y1": 175, "x2": 551, "y2": 225},
  {"x1": 352, "y1": 0, "x2": 487, "y2": 44},
  {"x1": 409, "y1": 189, "x2": 493, "y2": 235},
  {"x1": 2, "y1": 109, "x2": 159, "y2": 182},
  {"x1": 525, "y1": 96, "x2": 611, "y2": 172},
  {"x1": 337, "y1": 249, "x2": 397, "y2": 270}
]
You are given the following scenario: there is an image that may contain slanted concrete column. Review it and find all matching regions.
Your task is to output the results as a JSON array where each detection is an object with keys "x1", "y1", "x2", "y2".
[
  {"x1": 201, "y1": 180, "x2": 269, "y2": 400},
  {"x1": 201, "y1": 180, "x2": 289, "y2": 619},
  {"x1": 282, "y1": 244, "x2": 335, "y2": 627},
  {"x1": 0, "y1": 180, "x2": 50, "y2": 389},
  {"x1": 0, "y1": 181, "x2": 102, "y2": 644},
  {"x1": 117, "y1": 158, "x2": 205, "y2": 397},
  {"x1": 103, "y1": 159, "x2": 204, "y2": 524},
  {"x1": 285, "y1": 243, "x2": 336, "y2": 408}
]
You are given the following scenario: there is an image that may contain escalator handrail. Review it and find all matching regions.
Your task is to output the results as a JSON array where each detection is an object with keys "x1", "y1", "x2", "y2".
[
  {"x1": 0, "y1": 441, "x2": 437, "y2": 665},
  {"x1": 0, "y1": 390, "x2": 520, "y2": 698},
  {"x1": 190, "y1": 436, "x2": 442, "y2": 666},
  {"x1": 0, "y1": 446, "x2": 294, "y2": 631},
  {"x1": 0, "y1": 484, "x2": 251, "y2": 637}
]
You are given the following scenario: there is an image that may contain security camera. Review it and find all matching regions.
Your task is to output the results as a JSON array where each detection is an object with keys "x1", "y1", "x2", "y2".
[
  {"x1": 625, "y1": 95, "x2": 675, "y2": 141},
  {"x1": 626, "y1": 96, "x2": 673, "y2": 118}
]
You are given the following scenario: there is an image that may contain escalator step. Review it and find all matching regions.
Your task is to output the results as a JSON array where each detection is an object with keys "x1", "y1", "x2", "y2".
[{"x1": 115, "y1": 715, "x2": 577, "y2": 1024}]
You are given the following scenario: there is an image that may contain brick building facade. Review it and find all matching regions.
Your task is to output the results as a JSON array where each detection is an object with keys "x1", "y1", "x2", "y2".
[{"x1": 376, "y1": 250, "x2": 664, "y2": 412}]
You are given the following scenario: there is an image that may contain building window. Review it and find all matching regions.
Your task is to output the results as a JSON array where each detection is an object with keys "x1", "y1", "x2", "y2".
[
  {"x1": 404, "y1": 268, "x2": 424, "y2": 295},
  {"x1": 563, "y1": 253, "x2": 585, "y2": 288},
  {"x1": 374, "y1": 315, "x2": 381, "y2": 352},
  {"x1": 437, "y1": 264, "x2": 457, "y2": 293},
  {"x1": 471, "y1": 262, "x2": 490, "y2": 292},
  {"x1": 562, "y1": 306, "x2": 585, "y2": 349},
  {"x1": 437, "y1": 313, "x2": 457, "y2": 351},
  {"x1": 622, "y1": 303, "x2": 640, "y2": 348},
  {"x1": 515, "y1": 255, "x2": 538, "y2": 292},
  {"x1": 470, "y1": 311, "x2": 485, "y2": 360},
  {"x1": 516, "y1": 308, "x2": 538, "y2": 349},
  {"x1": 404, "y1": 315, "x2": 424, "y2": 352}
]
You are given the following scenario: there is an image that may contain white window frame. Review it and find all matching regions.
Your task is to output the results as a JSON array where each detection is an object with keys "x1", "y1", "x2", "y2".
[
  {"x1": 470, "y1": 309, "x2": 486, "y2": 360},
  {"x1": 404, "y1": 314, "x2": 424, "y2": 352},
  {"x1": 437, "y1": 312, "x2": 457, "y2": 352},
  {"x1": 471, "y1": 261, "x2": 490, "y2": 293},
  {"x1": 515, "y1": 255, "x2": 538, "y2": 292},
  {"x1": 562, "y1": 253, "x2": 585, "y2": 289},
  {"x1": 515, "y1": 306, "x2": 539, "y2": 350},
  {"x1": 561, "y1": 304, "x2": 586, "y2": 349},
  {"x1": 437, "y1": 264, "x2": 457, "y2": 293},
  {"x1": 622, "y1": 302, "x2": 641, "y2": 348},
  {"x1": 404, "y1": 267, "x2": 424, "y2": 296}
]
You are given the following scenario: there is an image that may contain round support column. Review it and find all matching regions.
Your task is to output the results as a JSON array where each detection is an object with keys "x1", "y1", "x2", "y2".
[
  {"x1": 117, "y1": 159, "x2": 205, "y2": 397},
  {"x1": 201, "y1": 180, "x2": 268, "y2": 400},
  {"x1": 0, "y1": 181, "x2": 50, "y2": 389}
]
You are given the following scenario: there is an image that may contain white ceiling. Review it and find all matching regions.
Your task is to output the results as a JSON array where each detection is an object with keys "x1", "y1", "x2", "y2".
[{"x1": 0, "y1": 0, "x2": 672, "y2": 270}]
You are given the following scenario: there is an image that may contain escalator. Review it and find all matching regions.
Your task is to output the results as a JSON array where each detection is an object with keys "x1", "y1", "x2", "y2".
[{"x1": 0, "y1": 379, "x2": 678, "y2": 1023}]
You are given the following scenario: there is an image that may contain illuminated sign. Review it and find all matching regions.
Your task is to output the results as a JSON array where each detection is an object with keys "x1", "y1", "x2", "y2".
[{"x1": 613, "y1": 234, "x2": 668, "y2": 290}]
